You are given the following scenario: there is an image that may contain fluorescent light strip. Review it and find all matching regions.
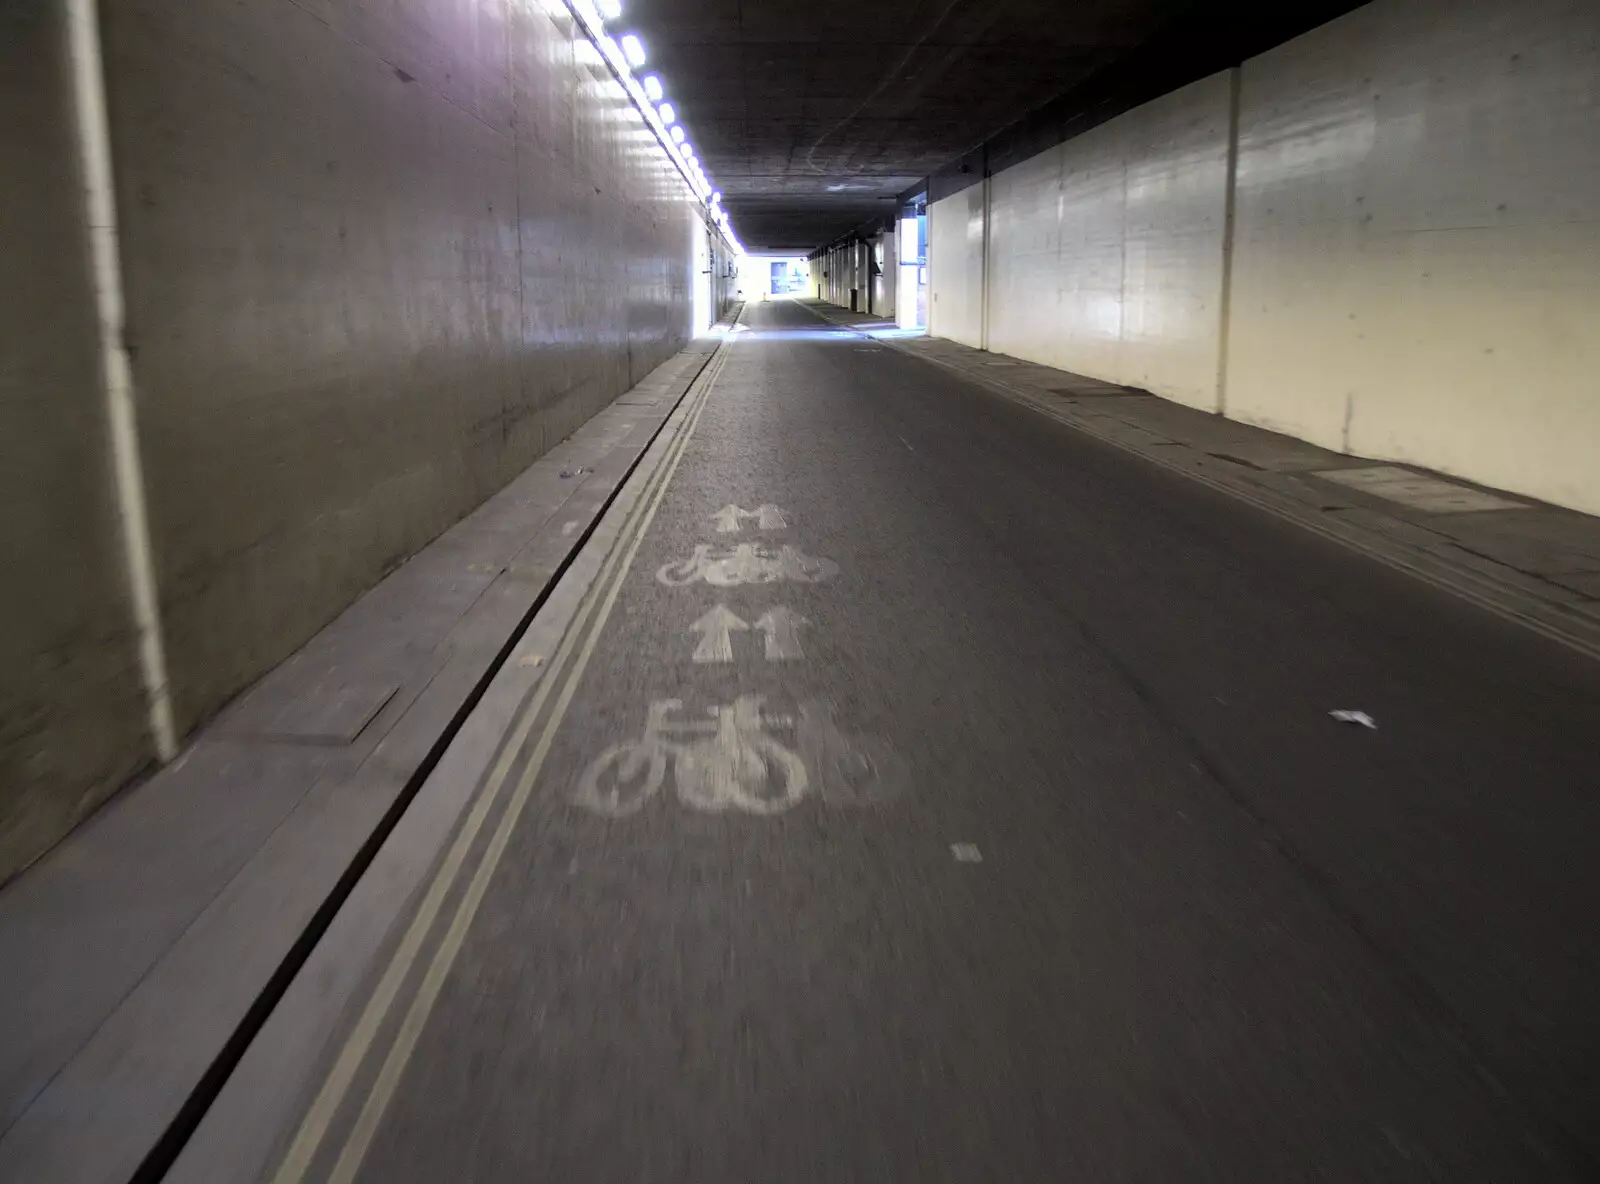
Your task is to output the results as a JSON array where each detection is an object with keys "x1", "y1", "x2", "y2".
[{"x1": 564, "y1": 0, "x2": 744, "y2": 254}]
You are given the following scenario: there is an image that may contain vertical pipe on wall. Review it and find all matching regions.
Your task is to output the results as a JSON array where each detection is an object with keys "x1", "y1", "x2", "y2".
[
  {"x1": 1214, "y1": 66, "x2": 1242, "y2": 417},
  {"x1": 63, "y1": 0, "x2": 177, "y2": 762}
]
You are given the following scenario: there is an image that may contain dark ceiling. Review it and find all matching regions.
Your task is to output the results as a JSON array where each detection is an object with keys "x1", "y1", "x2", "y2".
[{"x1": 623, "y1": 0, "x2": 1354, "y2": 253}]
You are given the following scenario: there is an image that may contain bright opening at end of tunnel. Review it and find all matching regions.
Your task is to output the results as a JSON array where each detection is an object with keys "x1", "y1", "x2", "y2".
[{"x1": 738, "y1": 257, "x2": 809, "y2": 304}]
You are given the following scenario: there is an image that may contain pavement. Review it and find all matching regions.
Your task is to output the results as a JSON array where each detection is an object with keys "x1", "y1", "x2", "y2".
[{"x1": 10, "y1": 298, "x2": 1600, "y2": 1182}]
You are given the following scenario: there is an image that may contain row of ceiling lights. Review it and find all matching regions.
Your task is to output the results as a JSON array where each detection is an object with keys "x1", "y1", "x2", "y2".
[{"x1": 573, "y1": 0, "x2": 744, "y2": 255}]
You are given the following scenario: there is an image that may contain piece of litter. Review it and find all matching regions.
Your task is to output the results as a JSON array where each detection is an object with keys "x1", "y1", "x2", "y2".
[
  {"x1": 517, "y1": 653, "x2": 545, "y2": 668},
  {"x1": 1330, "y1": 710, "x2": 1378, "y2": 729},
  {"x1": 950, "y1": 843, "x2": 983, "y2": 863},
  {"x1": 559, "y1": 466, "x2": 593, "y2": 479}
]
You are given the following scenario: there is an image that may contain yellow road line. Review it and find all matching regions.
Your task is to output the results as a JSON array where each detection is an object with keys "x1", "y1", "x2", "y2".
[
  {"x1": 271, "y1": 345, "x2": 726, "y2": 1183},
  {"x1": 328, "y1": 369, "x2": 718, "y2": 1181}
]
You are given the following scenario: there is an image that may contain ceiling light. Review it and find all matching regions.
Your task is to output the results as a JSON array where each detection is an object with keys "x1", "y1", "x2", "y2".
[
  {"x1": 657, "y1": 102, "x2": 675, "y2": 124},
  {"x1": 597, "y1": 0, "x2": 622, "y2": 18},
  {"x1": 710, "y1": 190, "x2": 722, "y2": 205},
  {"x1": 620, "y1": 34, "x2": 646, "y2": 68},
  {"x1": 669, "y1": 124, "x2": 685, "y2": 144},
  {"x1": 642, "y1": 74, "x2": 663, "y2": 101},
  {"x1": 680, "y1": 142, "x2": 694, "y2": 159}
]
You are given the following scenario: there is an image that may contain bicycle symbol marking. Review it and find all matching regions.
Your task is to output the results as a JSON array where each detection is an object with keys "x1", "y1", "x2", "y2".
[
  {"x1": 572, "y1": 696, "x2": 908, "y2": 818},
  {"x1": 574, "y1": 696, "x2": 806, "y2": 817},
  {"x1": 655, "y1": 544, "x2": 839, "y2": 587}
]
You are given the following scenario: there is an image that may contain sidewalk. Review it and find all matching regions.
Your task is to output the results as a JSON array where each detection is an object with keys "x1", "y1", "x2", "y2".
[
  {"x1": 0, "y1": 325, "x2": 734, "y2": 1183},
  {"x1": 801, "y1": 300, "x2": 1600, "y2": 664}
]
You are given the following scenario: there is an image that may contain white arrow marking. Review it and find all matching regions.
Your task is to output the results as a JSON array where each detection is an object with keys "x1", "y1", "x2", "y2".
[
  {"x1": 690, "y1": 604, "x2": 748, "y2": 663},
  {"x1": 754, "y1": 606, "x2": 809, "y2": 661},
  {"x1": 711, "y1": 504, "x2": 788, "y2": 533}
]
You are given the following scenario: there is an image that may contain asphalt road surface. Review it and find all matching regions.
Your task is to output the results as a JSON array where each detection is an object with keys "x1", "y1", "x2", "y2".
[{"x1": 281, "y1": 300, "x2": 1600, "y2": 1182}]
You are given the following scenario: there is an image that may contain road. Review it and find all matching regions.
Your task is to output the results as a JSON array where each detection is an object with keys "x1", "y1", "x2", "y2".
[{"x1": 272, "y1": 299, "x2": 1600, "y2": 1182}]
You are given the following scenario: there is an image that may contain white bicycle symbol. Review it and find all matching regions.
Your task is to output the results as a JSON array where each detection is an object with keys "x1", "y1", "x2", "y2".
[
  {"x1": 655, "y1": 544, "x2": 839, "y2": 587},
  {"x1": 574, "y1": 695, "x2": 808, "y2": 817}
]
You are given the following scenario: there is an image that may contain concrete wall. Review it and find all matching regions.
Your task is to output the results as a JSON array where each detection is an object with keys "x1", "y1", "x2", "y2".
[
  {"x1": 0, "y1": 0, "x2": 724, "y2": 880},
  {"x1": 1226, "y1": 0, "x2": 1600, "y2": 509},
  {"x1": 872, "y1": 229, "x2": 898, "y2": 320},
  {"x1": 111, "y1": 0, "x2": 708, "y2": 735},
  {"x1": 928, "y1": 186, "x2": 985, "y2": 347},
  {"x1": 984, "y1": 73, "x2": 1234, "y2": 410},
  {"x1": 812, "y1": 232, "x2": 895, "y2": 315},
  {"x1": 0, "y1": 3, "x2": 155, "y2": 882},
  {"x1": 929, "y1": 0, "x2": 1600, "y2": 515}
]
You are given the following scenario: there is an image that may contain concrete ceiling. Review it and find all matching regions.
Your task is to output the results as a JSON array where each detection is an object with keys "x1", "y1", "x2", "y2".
[{"x1": 621, "y1": 0, "x2": 1217, "y2": 252}]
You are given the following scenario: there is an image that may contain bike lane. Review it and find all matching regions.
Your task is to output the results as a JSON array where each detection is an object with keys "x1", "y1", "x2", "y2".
[{"x1": 279, "y1": 302, "x2": 1569, "y2": 1182}]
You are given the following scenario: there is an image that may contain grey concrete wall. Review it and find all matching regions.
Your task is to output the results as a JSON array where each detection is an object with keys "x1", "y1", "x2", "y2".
[
  {"x1": 0, "y1": 0, "x2": 717, "y2": 880},
  {"x1": 0, "y1": 4, "x2": 154, "y2": 882},
  {"x1": 105, "y1": 0, "x2": 701, "y2": 735}
]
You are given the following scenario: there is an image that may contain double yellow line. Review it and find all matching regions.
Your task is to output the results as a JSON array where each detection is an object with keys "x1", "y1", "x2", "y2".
[{"x1": 272, "y1": 341, "x2": 729, "y2": 1184}]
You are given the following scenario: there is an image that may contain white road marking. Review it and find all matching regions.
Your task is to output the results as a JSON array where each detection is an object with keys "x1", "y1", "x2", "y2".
[
  {"x1": 951, "y1": 843, "x2": 983, "y2": 863},
  {"x1": 657, "y1": 544, "x2": 839, "y2": 587},
  {"x1": 1330, "y1": 709, "x2": 1378, "y2": 729},
  {"x1": 754, "y1": 606, "x2": 809, "y2": 660},
  {"x1": 574, "y1": 696, "x2": 807, "y2": 816},
  {"x1": 712, "y1": 503, "x2": 789, "y2": 533},
  {"x1": 689, "y1": 604, "x2": 749, "y2": 663}
]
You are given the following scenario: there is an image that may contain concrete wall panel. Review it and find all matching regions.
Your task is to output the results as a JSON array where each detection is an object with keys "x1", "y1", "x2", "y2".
[
  {"x1": 0, "y1": 0, "x2": 712, "y2": 875},
  {"x1": 928, "y1": 185, "x2": 984, "y2": 348},
  {"x1": 1053, "y1": 118, "x2": 1131, "y2": 385},
  {"x1": 1226, "y1": 0, "x2": 1600, "y2": 512},
  {"x1": 979, "y1": 73, "x2": 1232, "y2": 409},
  {"x1": 103, "y1": 0, "x2": 698, "y2": 734},
  {"x1": 0, "y1": 3, "x2": 153, "y2": 880},
  {"x1": 875, "y1": 228, "x2": 897, "y2": 320},
  {"x1": 1119, "y1": 73, "x2": 1233, "y2": 410},
  {"x1": 987, "y1": 144, "x2": 1061, "y2": 368}
]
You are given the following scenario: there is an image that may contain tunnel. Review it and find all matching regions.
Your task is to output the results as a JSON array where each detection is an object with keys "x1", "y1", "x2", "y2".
[{"x1": 3, "y1": 0, "x2": 1600, "y2": 1179}]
